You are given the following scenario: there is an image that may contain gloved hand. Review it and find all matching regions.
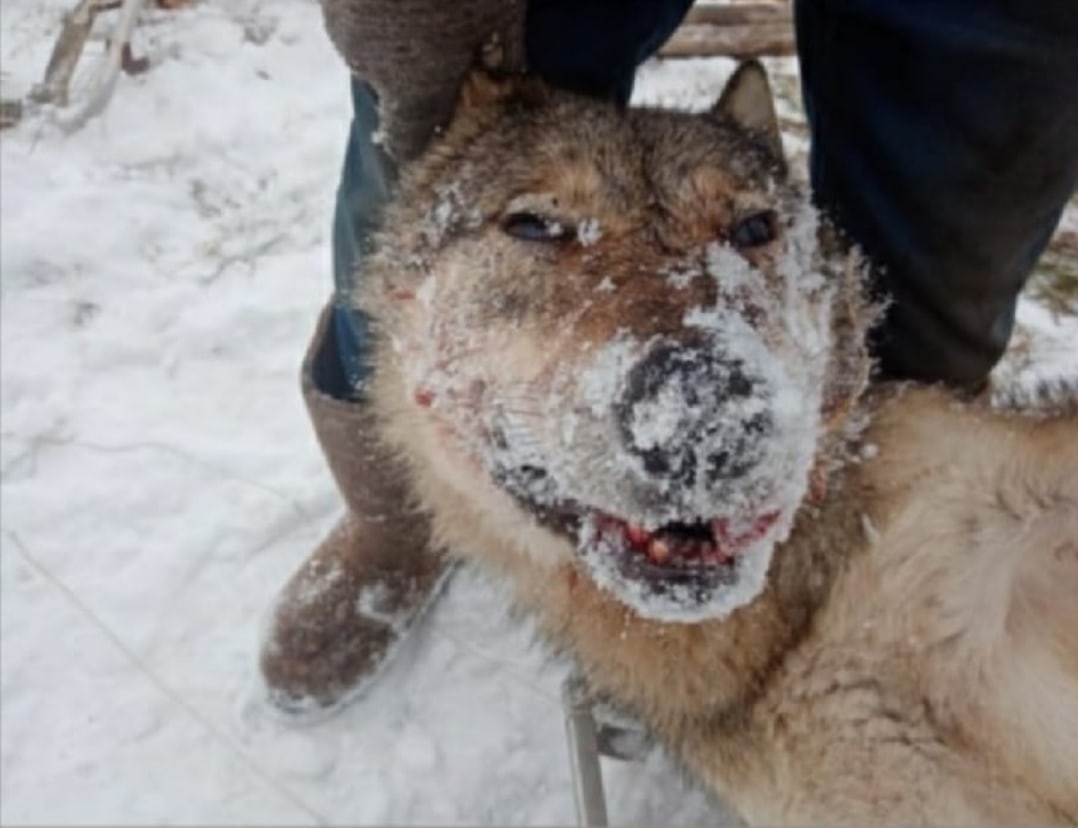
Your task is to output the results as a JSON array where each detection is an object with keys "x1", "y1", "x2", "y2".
[{"x1": 320, "y1": 0, "x2": 526, "y2": 162}]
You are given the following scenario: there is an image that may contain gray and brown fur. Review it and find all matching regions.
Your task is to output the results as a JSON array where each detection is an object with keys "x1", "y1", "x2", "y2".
[{"x1": 352, "y1": 66, "x2": 1078, "y2": 825}]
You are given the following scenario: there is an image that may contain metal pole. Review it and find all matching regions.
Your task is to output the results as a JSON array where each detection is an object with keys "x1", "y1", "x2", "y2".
[{"x1": 562, "y1": 674, "x2": 609, "y2": 827}]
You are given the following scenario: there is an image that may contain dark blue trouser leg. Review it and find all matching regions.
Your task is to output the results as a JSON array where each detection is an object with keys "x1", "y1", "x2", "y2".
[
  {"x1": 321, "y1": 1, "x2": 694, "y2": 401},
  {"x1": 796, "y1": 0, "x2": 1078, "y2": 386},
  {"x1": 526, "y1": 0, "x2": 695, "y2": 104},
  {"x1": 318, "y1": 82, "x2": 397, "y2": 401}
]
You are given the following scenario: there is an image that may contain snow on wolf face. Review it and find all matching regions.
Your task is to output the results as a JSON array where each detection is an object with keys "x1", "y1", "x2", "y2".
[{"x1": 362, "y1": 64, "x2": 872, "y2": 623}]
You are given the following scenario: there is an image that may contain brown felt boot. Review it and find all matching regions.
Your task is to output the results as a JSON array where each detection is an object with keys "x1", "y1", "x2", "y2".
[{"x1": 260, "y1": 307, "x2": 452, "y2": 718}]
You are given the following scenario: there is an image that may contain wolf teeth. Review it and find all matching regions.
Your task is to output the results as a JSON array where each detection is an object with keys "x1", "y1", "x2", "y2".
[{"x1": 646, "y1": 538, "x2": 671, "y2": 563}]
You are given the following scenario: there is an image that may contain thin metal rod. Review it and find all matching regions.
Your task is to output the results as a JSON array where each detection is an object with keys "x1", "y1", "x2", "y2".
[{"x1": 562, "y1": 675, "x2": 609, "y2": 827}]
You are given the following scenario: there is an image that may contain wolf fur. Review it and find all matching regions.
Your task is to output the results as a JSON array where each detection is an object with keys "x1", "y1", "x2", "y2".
[{"x1": 352, "y1": 64, "x2": 1078, "y2": 825}]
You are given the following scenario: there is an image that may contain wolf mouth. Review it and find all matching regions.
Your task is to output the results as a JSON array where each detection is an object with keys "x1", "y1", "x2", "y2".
[
  {"x1": 577, "y1": 502, "x2": 785, "y2": 622},
  {"x1": 590, "y1": 511, "x2": 780, "y2": 576},
  {"x1": 495, "y1": 463, "x2": 782, "y2": 606}
]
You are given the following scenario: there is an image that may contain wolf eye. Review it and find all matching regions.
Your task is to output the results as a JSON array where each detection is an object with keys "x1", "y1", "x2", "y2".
[
  {"x1": 501, "y1": 212, "x2": 573, "y2": 242},
  {"x1": 729, "y1": 210, "x2": 777, "y2": 249}
]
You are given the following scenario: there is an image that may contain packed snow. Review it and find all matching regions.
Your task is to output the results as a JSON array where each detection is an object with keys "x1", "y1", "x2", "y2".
[{"x1": 1, "y1": 1, "x2": 1075, "y2": 825}]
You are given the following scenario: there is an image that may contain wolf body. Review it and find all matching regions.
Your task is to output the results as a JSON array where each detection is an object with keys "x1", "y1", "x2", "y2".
[{"x1": 353, "y1": 65, "x2": 1078, "y2": 824}]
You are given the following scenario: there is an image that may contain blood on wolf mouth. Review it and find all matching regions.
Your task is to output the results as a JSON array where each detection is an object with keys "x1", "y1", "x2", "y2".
[
  {"x1": 594, "y1": 511, "x2": 781, "y2": 570},
  {"x1": 492, "y1": 458, "x2": 783, "y2": 581}
]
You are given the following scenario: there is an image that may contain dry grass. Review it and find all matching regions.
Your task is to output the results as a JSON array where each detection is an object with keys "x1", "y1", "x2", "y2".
[{"x1": 1029, "y1": 230, "x2": 1078, "y2": 317}]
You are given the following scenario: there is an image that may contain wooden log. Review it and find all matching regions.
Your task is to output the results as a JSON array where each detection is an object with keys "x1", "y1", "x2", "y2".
[
  {"x1": 56, "y1": 0, "x2": 148, "y2": 131},
  {"x1": 659, "y1": 22, "x2": 795, "y2": 59},
  {"x1": 684, "y1": 2, "x2": 791, "y2": 27},
  {"x1": 29, "y1": 0, "x2": 102, "y2": 106}
]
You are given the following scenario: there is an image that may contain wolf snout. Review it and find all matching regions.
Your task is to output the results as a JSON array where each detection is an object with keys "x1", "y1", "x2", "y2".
[{"x1": 616, "y1": 343, "x2": 774, "y2": 488}]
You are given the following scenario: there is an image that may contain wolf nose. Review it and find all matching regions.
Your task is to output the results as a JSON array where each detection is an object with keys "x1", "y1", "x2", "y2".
[{"x1": 616, "y1": 343, "x2": 773, "y2": 487}]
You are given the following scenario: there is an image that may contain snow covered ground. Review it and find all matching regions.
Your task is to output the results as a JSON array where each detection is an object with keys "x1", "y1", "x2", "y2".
[{"x1": 1, "y1": 1, "x2": 1075, "y2": 825}]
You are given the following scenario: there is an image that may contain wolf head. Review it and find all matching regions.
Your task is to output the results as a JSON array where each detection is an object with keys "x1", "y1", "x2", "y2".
[{"x1": 363, "y1": 62, "x2": 874, "y2": 623}]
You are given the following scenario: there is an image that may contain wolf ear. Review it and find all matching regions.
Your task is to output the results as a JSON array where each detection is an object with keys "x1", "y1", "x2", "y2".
[
  {"x1": 457, "y1": 31, "x2": 547, "y2": 113},
  {"x1": 457, "y1": 67, "x2": 549, "y2": 114},
  {"x1": 712, "y1": 61, "x2": 783, "y2": 161}
]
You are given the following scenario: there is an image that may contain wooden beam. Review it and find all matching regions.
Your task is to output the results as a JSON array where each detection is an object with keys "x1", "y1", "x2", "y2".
[
  {"x1": 659, "y1": 21, "x2": 795, "y2": 59},
  {"x1": 684, "y1": 2, "x2": 791, "y2": 27}
]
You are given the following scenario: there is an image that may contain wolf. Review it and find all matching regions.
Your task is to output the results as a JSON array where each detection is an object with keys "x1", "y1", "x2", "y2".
[{"x1": 353, "y1": 62, "x2": 1078, "y2": 825}]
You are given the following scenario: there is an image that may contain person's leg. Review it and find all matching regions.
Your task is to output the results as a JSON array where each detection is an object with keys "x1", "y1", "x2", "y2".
[
  {"x1": 796, "y1": 0, "x2": 1078, "y2": 387},
  {"x1": 323, "y1": 81, "x2": 396, "y2": 398},
  {"x1": 260, "y1": 81, "x2": 450, "y2": 716},
  {"x1": 262, "y1": 1, "x2": 694, "y2": 715},
  {"x1": 526, "y1": 0, "x2": 694, "y2": 103}
]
